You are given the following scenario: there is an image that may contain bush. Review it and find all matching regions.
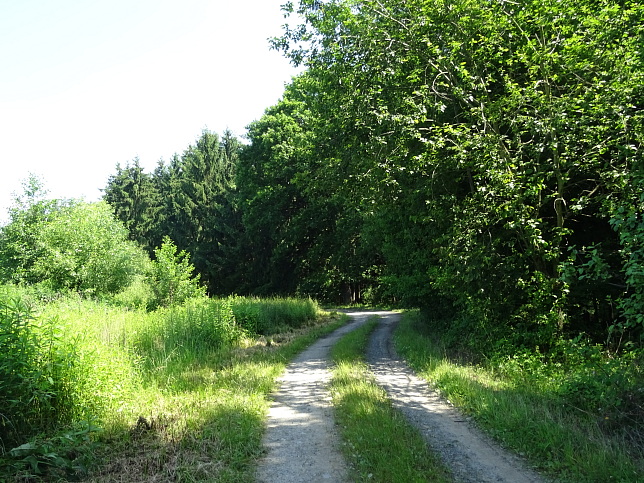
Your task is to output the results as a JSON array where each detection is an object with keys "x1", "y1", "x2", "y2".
[
  {"x1": 111, "y1": 275, "x2": 154, "y2": 310},
  {"x1": 0, "y1": 289, "x2": 143, "y2": 454},
  {"x1": 0, "y1": 294, "x2": 44, "y2": 447},
  {"x1": 33, "y1": 201, "x2": 151, "y2": 296},
  {"x1": 0, "y1": 197, "x2": 151, "y2": 297},
  {"x1": 555, "y1": 341, "x2": 644, "y2": 431},
  {"x1": 0, "y1": 293, "x2": 89, "y2": 449},
  {"x1": 150, "y1": 237, "x2": 206, "y2": 308}
]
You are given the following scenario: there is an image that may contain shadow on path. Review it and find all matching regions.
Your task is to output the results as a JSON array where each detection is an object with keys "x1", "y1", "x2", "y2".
[
  {"x1": 366, "y1": 312, "x2": 544, "y2": 483},
  {"x1": 255, "y1": 314, "x2": 377, "y2": 483}
]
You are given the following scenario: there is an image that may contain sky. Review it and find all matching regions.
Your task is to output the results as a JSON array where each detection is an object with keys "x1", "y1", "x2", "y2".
[{"x1": 0, "y1": 0, "x2": 302, "y2": 223}]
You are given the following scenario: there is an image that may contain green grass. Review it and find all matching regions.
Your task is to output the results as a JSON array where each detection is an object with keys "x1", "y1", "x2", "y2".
[
  {"x1": 329, "y1": 316, "x2": 452, "y2": 483},
  {"x1": 0, "y1": 288, "x2": 344, "y2": 481},
  {"x1": 230, "y1": 295, "x2": 320, "y2": 335},
  {"x1": 394, "y1": 310, "x2": 643, "y2": 482}
]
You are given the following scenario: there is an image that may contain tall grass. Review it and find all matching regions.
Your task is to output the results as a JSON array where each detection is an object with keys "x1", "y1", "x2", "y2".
[
  {"x1": 230, "y1": 295, "x2": 320, "y2": 334},
  {"x1": 0, "y1": 292, "x2": 55, "y2": 448},
  {"x1": 0, "y1": 289, "x2": 139, "y2": 479},
  {"x1": 395, "y1": 310, "x2": 643, "y2": 482},
  {"x1": 133, "y1": 298, "x2": 242, "y2": 376},
  {"x1": 0, "y1": 286, "x2": 331, "y2": 481}
]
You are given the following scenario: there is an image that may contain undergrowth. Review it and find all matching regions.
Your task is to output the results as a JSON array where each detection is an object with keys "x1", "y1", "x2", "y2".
[
  {"x1": 230, "y1": 295, "x2": 319, "y2": 334},
  {"x1": 0, "y1": 285, "x2": 336, "y2": 481},
  {"x1": 395, "y1": 310, "x2": 643, "y2": 482}
]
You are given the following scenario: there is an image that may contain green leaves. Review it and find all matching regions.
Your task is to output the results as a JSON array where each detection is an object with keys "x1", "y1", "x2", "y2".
[
  {"x1": 0, "y1": 292, "x2": 100, "y2": 457},
  {"x1": 150, "y1": 236, "x2": 206, "y2": 308},
  {"x1": 94, "y1": 0, "x2": 643, "y2": 343},
  {"x1": 103, "y1": 157, "x2": 160, "y2": 252},
  {"x1": 609, "y1": 175, "x2": 644, "y2": 332},
  {"x1": 32, "y1": 201, "x2": 150, "y2": 296},
  {"x1": 270, "y1": 0, "x2": 644, "y2": 342},
  {"x1": 0, "y1": 190, "x2": 150, "y2": 296},
  {"x1": 104, "y1": 130, "x2": 241, "y2": 295}
]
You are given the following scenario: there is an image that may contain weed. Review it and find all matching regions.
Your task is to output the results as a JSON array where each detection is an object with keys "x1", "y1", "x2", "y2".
[
  {"x1": 230, "y1": 295, "x2": 320, "y2": 335},
  {"x1": 0, "y1": 285, "x2": 343, "y2": 481},
  {"x1": 1, "y1": 420, "x2": 101, "y2": 481}
]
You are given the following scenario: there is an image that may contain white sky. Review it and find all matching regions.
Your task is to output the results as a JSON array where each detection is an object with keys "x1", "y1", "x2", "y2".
[{"x1": 0, "y1": 0, "x2": 301, "y2": 222}]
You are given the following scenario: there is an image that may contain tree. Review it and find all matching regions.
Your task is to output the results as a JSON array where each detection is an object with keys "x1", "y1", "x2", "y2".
[
  {"x1": 32, "y1": 201, "x2": 151, "y2": 295},
  {"x1": 237, "y1": 90, "x2": 381, "y2": 300},
  {"x1": 103, "y1": 157, "x2": 161, "y2": 253},
  {"x1": 274, "y1": 0, "x2": 644, "y2": 346},
  {"x1": 150, "y1": 236, "x2": 206, "y2": 307},
  {"x1": 0, "y1": 176, "x2": 67, "y2": 285},
  {"x1": 164, "y1": 130, "x2": 239, "y2": 293},
  {"x1": 103, "y1": 130, "x2": 243, "y2": 295},
  {"x1": 237, "y1": 97, "x2": 313, "y2": 294}
]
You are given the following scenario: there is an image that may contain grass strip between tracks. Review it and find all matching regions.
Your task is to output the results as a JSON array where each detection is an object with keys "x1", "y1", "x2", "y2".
[{"x1": 329, "y1": 316, "x2": 452, "y2": 483}]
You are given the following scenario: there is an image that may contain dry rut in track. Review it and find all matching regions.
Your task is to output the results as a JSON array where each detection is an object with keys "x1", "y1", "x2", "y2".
[
  {"x1": 254, "y1": 314, "x2": 382, "y2": 482},
  {"x1": 255, "y1": 311, "x2": 545, "y2": 483}
]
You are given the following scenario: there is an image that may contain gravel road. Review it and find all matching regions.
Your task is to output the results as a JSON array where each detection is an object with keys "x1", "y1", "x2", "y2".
[
  {"x1": 255, "y1": 310, "x2": 545, "y2": 483},
  {"x1": 366, "y1": 311, "x2": 544, "y2": 483}
]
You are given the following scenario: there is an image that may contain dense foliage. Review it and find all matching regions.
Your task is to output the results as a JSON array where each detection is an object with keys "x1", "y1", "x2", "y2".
[
  {"x1": 103, "y1": 130, "x2": 241, "y2": 295},
  {"x1": 0, "y1": 3, "x2": 638, "y2": 340},
  {"x1": 2, "y1": 1, "x2": 641, "y2": 475},
  {"x1": 99, "y1": 0, "x2": 643, "y2": 352},
  {"x1": 0, "y1": 177, "x2": 208, "y2": 310},
  {"x1": 0, "y1": 181, "x2": 150, "y2": 297},
  {"x1": 0, "y1": 287, "x2": 322, "y2": 479},
  {"x1": 270, "y1": 0, "x2": 644, "y2": 351}
]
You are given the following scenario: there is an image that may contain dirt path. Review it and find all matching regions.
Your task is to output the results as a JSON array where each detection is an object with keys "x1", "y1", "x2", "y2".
[
  {"x1": 255, "y1": 313, "x2": 389, "y2": 482},
  {"x1": 366, "y1": 312, "x2": 544, "y2": 483},
  {"x1": 255, "y1": 311, "x2": 545, "y2": 483}
]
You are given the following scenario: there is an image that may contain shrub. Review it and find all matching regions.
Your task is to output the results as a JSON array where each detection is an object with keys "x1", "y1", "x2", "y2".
[
  {"x1": 555, "y1": 341, "x2": 644, "y2": 431},
  {"x1": 33, "y1": 201, "x2": 151, "y2": 296},
  {"x1": 150, "y1": 237, "x2": 206, "y2": 308},
  {"x1": 0, "y1": 293, "x2": 89, "y2": 449},
  {"x1": 0, "y1": 196, "x2": 151, "y2": 297},
  {"x1": 111, "y1": 275, "x2": 155, "y2": 310},
  {"x1": 0, "y1": 294, "x2": 43, "y2": 447},
  {"x1": 0, "y1": 290, "x2": 143, "y2": 454}
]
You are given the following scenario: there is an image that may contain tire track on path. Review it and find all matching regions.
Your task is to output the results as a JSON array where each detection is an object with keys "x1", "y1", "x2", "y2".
[
  {"x1": 255, "y1": 311, "x2": 392, "y2": 483},
  {"x1": 366, "y1": 312, "x2": 544, "y2": 483},
  {"x1": 256, "y1": 311, "x2": 545, "y2": 482}
]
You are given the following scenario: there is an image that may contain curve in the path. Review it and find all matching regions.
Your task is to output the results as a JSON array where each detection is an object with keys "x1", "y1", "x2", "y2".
[{"x1": 366, "y1": 312, "x2": 545, "y2": 483}]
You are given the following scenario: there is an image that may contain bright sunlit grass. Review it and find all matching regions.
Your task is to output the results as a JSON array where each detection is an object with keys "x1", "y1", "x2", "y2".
[
  {"x1": 0, "y1": 288, "x2": 343, "y2": 481},
  {"x1": 329, "y1": 317, "x2": 452, "y2": 483},
  {"x1": 394, "y1": 310, "x2": 642, "y2": 482}
]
